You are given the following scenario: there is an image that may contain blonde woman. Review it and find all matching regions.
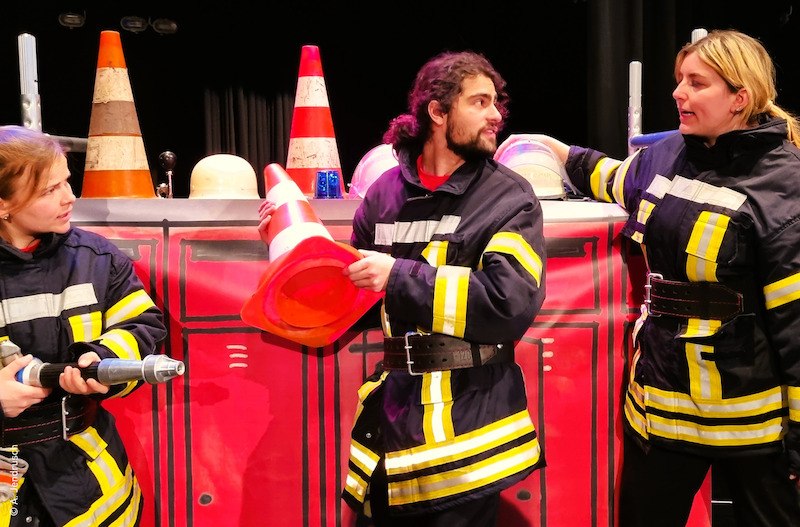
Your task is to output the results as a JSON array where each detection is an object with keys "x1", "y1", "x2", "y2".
[{"x1": 535, "y1": 30, "x2": 800, "y2": 526}]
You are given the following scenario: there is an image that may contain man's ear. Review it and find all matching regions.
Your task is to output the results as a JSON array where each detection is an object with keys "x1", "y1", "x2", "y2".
[{"x1": 428, "y1": 100, "x2": 446, "y2": 125}]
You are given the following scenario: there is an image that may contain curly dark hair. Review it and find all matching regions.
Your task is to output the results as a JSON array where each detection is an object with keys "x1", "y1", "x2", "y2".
[{"x1": 382, "y1": 51, "x2": 508, "y2": 152}]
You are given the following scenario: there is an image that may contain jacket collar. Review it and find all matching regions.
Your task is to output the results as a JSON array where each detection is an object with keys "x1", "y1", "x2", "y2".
[
  {"x1": 683, "y1": 117, "x2": 787, "y2": 170},
  {"x1": 397, "y1": 147, "x2": 489, "y2": 196},
  {"x1": 0, "y1": 231, "x2": 67, "y2": 262}
]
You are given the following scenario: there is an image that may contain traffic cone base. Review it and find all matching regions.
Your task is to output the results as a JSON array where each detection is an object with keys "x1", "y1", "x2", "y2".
[
  {"x1": 80, "y1": 169, "x2": 155, "y2": 198},
  {"x1": 240, "y1": 236, "x2": 382, "y2": 347}
]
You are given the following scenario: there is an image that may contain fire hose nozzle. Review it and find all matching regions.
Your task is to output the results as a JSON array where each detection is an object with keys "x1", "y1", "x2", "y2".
[{"x1": 97, "y1": 354, "x2": 185, "y2": 385}]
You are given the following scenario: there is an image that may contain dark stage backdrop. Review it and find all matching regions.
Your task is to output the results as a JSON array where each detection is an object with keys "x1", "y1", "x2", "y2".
[{"x1": 1, "y1": 1, "x2": 797, "y2": 198}]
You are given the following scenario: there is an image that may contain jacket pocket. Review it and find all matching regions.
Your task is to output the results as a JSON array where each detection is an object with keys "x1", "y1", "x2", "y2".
[{"x1": 678, "y1": 313, "x2": 755, "y2": 365}]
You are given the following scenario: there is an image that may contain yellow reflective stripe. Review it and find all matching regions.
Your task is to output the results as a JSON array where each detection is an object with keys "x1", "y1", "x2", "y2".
[
  {"x1": 432, "y1": 266, "x2": 469, "y2": 338},
  {"x1": 687, "y1": 212, "x2": 729, "y2": 261},
  {"x1": 348, "y1": 439, "x2": 380, "y2": 477},
  {"x1": 388, "y1": 440, "x2": 540, "y2": 505},
  {"x1": 686, "y1": 343, "x2": 721, "y2": 400},
  {"x1": 344, "y1": 471, "x2": 369, "y2": 504},
  {"x1": 64, "y1": 465, "x2": 138, "y2": 527},
  {"x1": 105, "y1": 289, "x2": 156, "y2": 328},
  {"x1": 611, "y1": 151, "x2": 638, "y2": 206},
  {"x1": 647, "y1": 413, "x2": 785, "y2": 447},
  {"x1": 421, "y1": 241, "x2": 449, "y2": 267},
  {"x1": 645, "y1": 385, "x2": 784, "y2": 418},
  {"x1": 764, "y1": 271, "x2": 800, "y2": 310},
  {"x1": 69, "y1": 426, "x2": 108, "y2": 459},
  {"x1": 685, "y1": 255, "x2": 716, "y2": 282},
  {"x1": 87, "y1": 448, "x2": 126, "y2": 495},
  {"x1": 678, "y1": 318, "x2": 721, "y2": 338},
  {"x1": 624, "y1": 392, "x2": 648, "y2": 439},
  {"x1": 483, "y1": 232, "x2": 543, "y2": 286},
  {"x1": 99, "y1": 329, "x2": 141, "y2": 361},
  {"x1": 685, "y1": 212, "x2": 728, "y2": 281},
  {"x1": 788, "y1": 386, "x2": 800, "y2": 422},
  {"x1": 589, "y1": 157, "x2": 621, "y2": 203},
  {"x1": 108, "y1": 481, "x2": 142, "y2": 527},
  {"x1": 635, "y1": 199, "x2": 655, "y2": 227},
  {"x1": 385, "y1": 410, "x2": 535, "y2": 474},
  {"x1": 380, "y1": 303, "x2": 391, "y2": 337},
  {"x1": 422, "y1": 371, "x2": 454, "y2": 443},
  {"x1": 69, "y1": 311, "x2": 103, "y2": 342}
]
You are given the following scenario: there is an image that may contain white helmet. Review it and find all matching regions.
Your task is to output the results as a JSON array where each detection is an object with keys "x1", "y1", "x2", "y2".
[
  {"x1": 189, "y1": 154, "x2": 260, "y2": 199},
  {"x1": 494, "y1": 135, "x2": 567, "y2": 199},
  {"x1": 348, "y1": 143, "x2": 399, "y2": 199}
]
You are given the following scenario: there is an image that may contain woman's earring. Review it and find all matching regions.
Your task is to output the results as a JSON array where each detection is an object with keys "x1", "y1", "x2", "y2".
[{"x1": 2, "y1": 214, "x2": 9, "y2": 221}]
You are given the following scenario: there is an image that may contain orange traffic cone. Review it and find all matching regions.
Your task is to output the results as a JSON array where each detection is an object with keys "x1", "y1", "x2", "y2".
[
  {"x1": 82, "y1": 30, "x2": 155, "y2": 198},
  {"x1": 240, "y1": 163, "x2": 382, "y2": 347},
  {"x1": 285, "y1": 45, "x2": 345, "y2": 198}
]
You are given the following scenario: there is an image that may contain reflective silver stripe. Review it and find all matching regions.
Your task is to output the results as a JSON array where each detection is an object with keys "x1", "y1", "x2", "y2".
[
  {"x1": 648, "y1": 415, "x2": 784, "y2": 444},
  {"x1": 375, "y1": 215, "x2": 461, "y2": 246},
  {"x1": 644, "y1": 174, "x2": 672, "y2": 199},
  {"x1": 666, "y1": 175, "x2": 747, "y2": 211},
  {"x1": 105, "y1": 289, "x2": 155, "y2": 328},
  {"x1": 385, "y1": 411, "x2": 534, "y2": 472},
  {"x1": 388, "y1": 441, "x2": 540, "y2": 504},
  {"x1": 0, "y1": 283, "x2": 97, "y2": 329},
  {"x1": 374, "y1": 223, "x2": 394, "y2": 246},
  {"x1": 764, "y1": 271, "x2": 800, "y2": 310},
  {"x1": 646, "y1": 385, "x2": 783, "y2": 415},
  {"x1": 349, "y1": 440, "x2": 379, "y2": 475}
]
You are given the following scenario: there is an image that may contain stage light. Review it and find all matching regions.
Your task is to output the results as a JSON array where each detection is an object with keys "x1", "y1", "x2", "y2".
[
  {"x1": 58, "y1": 12, "x2": 86, "y2": 29},
  {"x1": 151, "y1": 18, "x2": 178, "y2": 35},
  {"x1": 120, "y1": 15, "x2": 148, "y2": 33}
]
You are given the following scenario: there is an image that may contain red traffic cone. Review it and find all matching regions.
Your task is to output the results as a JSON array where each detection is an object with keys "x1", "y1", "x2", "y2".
[
  {"x1": 82, "y1": 30, "x2": 155, "y2": 198},
  {"x1": 285, "y1": 45, "x2": 345, "y2": 198},
  {"x1": 240, "y1": 163, "x2": 382, "y2": 347}
]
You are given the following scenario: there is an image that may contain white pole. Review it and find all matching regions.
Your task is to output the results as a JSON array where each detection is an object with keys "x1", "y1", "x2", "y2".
[
  {"x1": 628, "y1": 61, "x2": 642, "y2": 155},
  {"x1": 18, "y1": 33, "x2": 42, "y2": 132}
]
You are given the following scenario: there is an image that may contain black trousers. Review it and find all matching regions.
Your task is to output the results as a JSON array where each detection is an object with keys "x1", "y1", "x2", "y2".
[
  {"x1": 619, "y1": 433, "x2": 800, "y2": 527},
  {"x1": 362, "y1": 459, "x2": 500, "y2": 527},
  {"x1": 10, "y1": 481, "x2": 55, "y2": 527}
]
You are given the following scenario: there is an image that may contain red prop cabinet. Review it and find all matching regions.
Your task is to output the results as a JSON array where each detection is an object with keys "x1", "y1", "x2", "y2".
[{"x1": 73, "y1": 198, "x2": 711, "y2": 527}]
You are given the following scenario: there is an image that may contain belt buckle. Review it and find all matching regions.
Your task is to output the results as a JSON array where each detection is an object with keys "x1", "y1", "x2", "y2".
[
  {"x1": 645, "y1": 272, "x2": 662, "y2": 317},
  {"x1": 61, "y1": 396, "x2": 71, "y2": 441},
  {"x1": 403, "y1": 332, "x2": 424, "y2": 376}
]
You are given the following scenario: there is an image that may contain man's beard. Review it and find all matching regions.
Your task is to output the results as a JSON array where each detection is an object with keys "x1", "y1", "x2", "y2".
[{"x1": 446, "y1": 124, "x2": 496, "y2": 161}]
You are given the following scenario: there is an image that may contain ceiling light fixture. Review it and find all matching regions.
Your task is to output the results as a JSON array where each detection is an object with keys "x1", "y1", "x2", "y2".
[
  {"x1": 57, "y1": 12, "x2": 86, "y2": 29},
  {"x1": 120, "y1": 15, "x2": 149, "y2": 33}
]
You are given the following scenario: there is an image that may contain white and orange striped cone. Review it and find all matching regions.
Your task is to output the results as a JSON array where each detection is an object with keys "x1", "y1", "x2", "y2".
[
  {"x1": 285, "y1": 45, "x2": 345, "y2": 198},
  {"x1": 82, "y1": 30, "x2": 155, "y2": 198},
  {"x1": 240, "y1": 163, "x2": 382, "y2": 347}
]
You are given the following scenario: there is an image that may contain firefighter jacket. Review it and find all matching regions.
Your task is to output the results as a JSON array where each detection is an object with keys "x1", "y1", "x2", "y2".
[
  {"x1": 0, "y1": 227, "x2": 167, "y2": 526},
  {"x1": 564, "y1": 118, "x2": 800, "y2": 463},
  {"x1": 341, "y1": 147, "x2": 547, "y2": 516}
]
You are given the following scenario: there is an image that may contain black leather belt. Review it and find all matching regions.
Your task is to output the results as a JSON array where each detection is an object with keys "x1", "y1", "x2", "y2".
[
  {"x1": 383, "y1": 333, "x2": 514, "y2": 375},
  {"x1": 1, "y1": 396, "x2": 98, "y2": 447},
  {"x1": 645, "y1": 273, "x2": 743, "y2": 321}
]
